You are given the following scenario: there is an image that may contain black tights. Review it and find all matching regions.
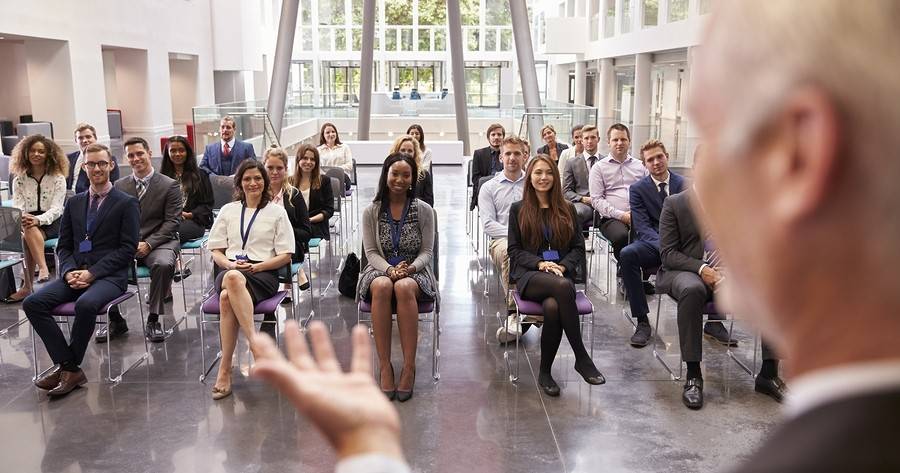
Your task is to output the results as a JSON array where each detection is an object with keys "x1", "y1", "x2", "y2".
[{"x1": 520, "y1": 271, "x2": 591, "y2": 374}]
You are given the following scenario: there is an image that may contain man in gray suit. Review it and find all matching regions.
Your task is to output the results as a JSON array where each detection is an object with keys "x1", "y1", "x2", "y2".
[
  {"x1": 658, "y1": 188, "x2": 784, "y2": 410},
  {"x1": 562, "y1": 124, "x2": 601, "y2": 228},
  {"x1": 115, "y1": 137, "x2": 183, "y2": 343}
]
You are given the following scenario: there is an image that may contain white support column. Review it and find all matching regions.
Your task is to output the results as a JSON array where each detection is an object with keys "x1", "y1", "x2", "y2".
[
  {"x1": 632, "y1": 52, "x2": 653, "y2": 153},
  {"x1": 597, "y1": 58, "x2": 615, "y2": 128},
  {"x1": 574, "y1": 60, "x2": 587, "y2": 106}
]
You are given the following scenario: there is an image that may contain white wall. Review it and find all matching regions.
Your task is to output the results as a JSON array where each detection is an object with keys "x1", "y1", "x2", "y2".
[
  {"x1": 0, "y1": 41, "x2": 31, "y2": 124},
  {"x1": 169, "y1": 55, "x2": 200, "y2": 129}
]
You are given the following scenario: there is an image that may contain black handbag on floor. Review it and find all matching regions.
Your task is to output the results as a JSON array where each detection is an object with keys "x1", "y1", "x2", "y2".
[{"x1": 338, "y1": 252, "x2": 360, "y2": 298}]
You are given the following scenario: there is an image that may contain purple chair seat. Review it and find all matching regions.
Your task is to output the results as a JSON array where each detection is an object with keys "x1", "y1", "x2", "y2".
[
  {"x1": 344, "y1": 189, "x2": 353, "y2": 197},
  {"x1": 703, "y1": 302, "x2": 723, "y2": 316},
  {"x1": 51, "y1": 292, "x2": 135, "y2": 316},
  {"x1": 511, "y1": 290, "x2": 593, "y2": 316},
  {"x1": 202, "y1": 291, "x2": 289, "y2": 315},
  {"x1": 358, "y1": 299, "x2": 435, "y2": 314}
]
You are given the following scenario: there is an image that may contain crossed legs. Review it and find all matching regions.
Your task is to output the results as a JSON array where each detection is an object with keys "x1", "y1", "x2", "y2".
[
  {"x1": 370, "y1": 276, "x2": 420, "y2": 392},
  {"x1": 11, "y1": 225, "x2": 51, "y2": 300},
  {"x1": 214, "y1": 270, "x2": 258, "y2": 392}
]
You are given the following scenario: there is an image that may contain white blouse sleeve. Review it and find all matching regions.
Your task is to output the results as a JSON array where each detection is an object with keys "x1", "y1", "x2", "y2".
[
  {"x1": 272, "y1": 205, "x2": 295, "y2": 256},
  {"x1": 37, "y1": 175, "x2": 67, "y2": 226},
  {"x1": 208, "y1": 203, "x2": 232, "y2": 251},
  {"x1": 11, "y1": 176, "x2": 26, "y2": 211},
  {"x1": 341, "y1": 145, "x2": 354, "y2": 173}
]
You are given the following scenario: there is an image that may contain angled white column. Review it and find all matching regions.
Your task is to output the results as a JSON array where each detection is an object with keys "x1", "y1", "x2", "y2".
[
  {"x1": 356, "y1": 0, "x2": 376, "y2": 140},
  {"x1": 267, "y1": 0, "x2": 299, "y2": 140},
  {"x1": 447, "y1": 0, "x2": 471, "y2": 155},
  {"x1": 509, "y1": 0, "x2": 544, "y2": 148}
]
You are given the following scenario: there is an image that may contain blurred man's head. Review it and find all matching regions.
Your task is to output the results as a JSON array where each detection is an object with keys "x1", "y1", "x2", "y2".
[{"x1": 689, "y1": 1, "x2": 900, "y2": 362}]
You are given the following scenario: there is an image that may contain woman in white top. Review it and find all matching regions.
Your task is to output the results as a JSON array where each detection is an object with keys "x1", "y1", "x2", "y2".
[
  {"x1": 207, "y1": 159, "x2": 294, "y2": 400},
  {"x1": 406, "y1": 124, "x2": 432, "y2": 171},
  {"x1": 317, "y1": 122, "x2": 353, "y2": 190},
  {"x1": 5, "y1": 134, "x2": 68, "y2": 303}
]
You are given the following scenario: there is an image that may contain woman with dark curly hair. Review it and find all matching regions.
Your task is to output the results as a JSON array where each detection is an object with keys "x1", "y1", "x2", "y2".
[
  {"x1": 160, "y1": 135, "x2": 214, "y2": 243},
  {"x1": 5, "y1": 135, "x2": 69, "y2": 303}
]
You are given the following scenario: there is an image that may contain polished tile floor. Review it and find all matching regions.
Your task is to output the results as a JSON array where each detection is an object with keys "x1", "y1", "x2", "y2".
[{"x1": 0, "y1": 166, "x2": 781, "y2": 473}]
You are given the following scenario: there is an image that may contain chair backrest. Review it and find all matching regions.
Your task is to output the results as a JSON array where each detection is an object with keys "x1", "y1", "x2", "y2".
[
  {"x1": 323, "y1": 167, "x2": 346, "y2": 188},
  {"x1": 210, "y1": 174, "x2": 235, "y2": 210},
  {"x1": 329, "y1": 176, "x2": 342, "y2": 210},
  {"x1": 0, "y1": 207, "x2": 24, "y2": 254},
  {"x1": 0, "y1": 155, "x2": 9, "y2": 183},
  {"x1": 467, "y1": 159, "x2": 473, "y2": 187}
]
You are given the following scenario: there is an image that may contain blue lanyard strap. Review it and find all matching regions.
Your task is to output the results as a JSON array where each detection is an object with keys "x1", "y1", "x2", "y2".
[
  {"x1": 386, "y1": 200, "x2": 411, "y2": 256},
  {"x1": 543, "y1": 225, "x2": 553, "y2": 249},
  {"x1": 240, "y1": 204, "x2": 263, "y2": 251}
]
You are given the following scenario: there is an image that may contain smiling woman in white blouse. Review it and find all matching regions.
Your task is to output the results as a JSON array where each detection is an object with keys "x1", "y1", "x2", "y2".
[
  {"x1": 206, "y1": 159, "x2": 294, "y2": 400},
  {"x1": 317, "y1": 122, "x2": 353, "y2": 190},
  {"x1": 5, "y1": 135, "x2": 69, "y2": 303}
]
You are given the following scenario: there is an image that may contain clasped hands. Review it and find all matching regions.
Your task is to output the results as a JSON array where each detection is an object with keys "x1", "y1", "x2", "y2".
[
  {"x1": 232, "y1": 259, "x2": 262, "y2": 274},
  {"x1": 386, "y1": 261, "x2": 415, "y2": 281},
  {"x1": 538, "y1": 261, "x2": 565, "y2": 276},
  {"x1": 700, "y1": 266, "x2": 725, "y2": 290},
  {"x1": 65, "y1": 269, "x2": 95, "y2": 289},
  {"x1": 21, "y1": 213, "x2": 39, "y2": 229}
]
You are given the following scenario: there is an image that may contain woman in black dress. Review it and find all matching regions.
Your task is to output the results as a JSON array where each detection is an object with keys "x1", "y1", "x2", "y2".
[
  {"x1": 160, "y1": 136, "x2": 213, "y2": 242},
  {"x1": 291, "y1": 144, "x2": 334, "y2": 241}
]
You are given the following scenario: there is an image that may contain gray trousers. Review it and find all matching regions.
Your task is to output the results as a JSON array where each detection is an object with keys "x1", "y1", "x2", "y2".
[
  {"x1": 139, "y1": 247, "x2": 176, "y2": 315},
  {"x1": 666, "y1": 270, "x2": 776, "y2": 362},
  {"x1": 573, "y1": 202, "x2": 594, "y2": 229}
]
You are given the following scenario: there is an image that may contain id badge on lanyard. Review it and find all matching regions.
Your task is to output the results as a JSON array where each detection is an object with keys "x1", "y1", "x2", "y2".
[
  {"x1": 387, "y1": 201, "x2": 410, "y2": 266},
  {"x1": 238, "y1": 204, "x2": 262, "y2": 262}
]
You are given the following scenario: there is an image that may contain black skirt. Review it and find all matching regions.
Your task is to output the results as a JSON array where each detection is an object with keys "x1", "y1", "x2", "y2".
[
  {"x1": 214, "y1": 266, "x2": 280, "y2": 305},
  {"x1": 31, "y1": 211, "x2": 60, "y2": 239}
]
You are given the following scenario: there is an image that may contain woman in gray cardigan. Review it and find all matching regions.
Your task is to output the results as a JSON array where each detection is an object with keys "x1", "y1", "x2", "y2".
[{"x1": 357, "y1": 153, "x2": 438, "y2": 403}]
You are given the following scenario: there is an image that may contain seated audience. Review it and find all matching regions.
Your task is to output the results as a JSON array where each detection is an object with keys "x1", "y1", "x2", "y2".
[
  {"x1": 291, "y1": 144, "x2": 335, "y2": 241},
  {"x1": 263, "y1": 147, "x2": 311, "y2": 291},
  {"x1": 200, "y1": 116, "x2": 256, "y2": 176},
  {"x1": 160, "y1": 135, "x2": 214, "y2": 243},
  {"x1": 207, "y1": 160, "x2": 294, "y2": 400},
  {"x1": 508, "y1": 154, "x2": 605, "y2": 397},
  {"x1": 536, "y1": 124, "x2": 568, "y2": 166},
  {"x1": 67, "y1": 122, "x2": 120, "y2": 193},
  {"x1": 556, "y1": 125, "x2": 583, "y2": 175},
  {"x1": 24, "y1": 143, "x2": 140, "y2": 397},
  {"x1": 115, "y1": 137, "x2": 183, "y2": 344},
  {"x1": 357, "y1": 153, "x2": 437, "y2": 403},
  {"x1": 406, "y1": 124, "x2": 432, "y2": 171},
  {"x1": 317, "y1": 122, "x2": 353, "y2": 190},
  {"x1": 588, "y1": 123, "x2": 646, "y2": 262},
  {"x1": 390, "y1": 135, "x2": 434, "y2": 207},
  {"x1": 5, "y1": 135, "x2": 68, "y2": 303},
  {"x1": 469, "y1": 123, "x2": 506, "y2": 210},
  {"x1": 563, "y1": 125, "x2": 600, "y2": 228},
  {"x1": 478, "y1": 136, "x2": 527, "y2": 341},
  {"x1": 658, "y1": 185, "x2": 785, "y2": 409},
  {"x1": 621, "y1": 140, "x2": 686, "y2": 348}
]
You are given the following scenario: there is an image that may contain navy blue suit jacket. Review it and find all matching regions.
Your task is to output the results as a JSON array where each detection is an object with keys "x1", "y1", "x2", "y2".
[
  {"x1": 629, "y1": 172, "x2": 686, "y2": 250},
  {"x1": 200, "y1": 140, "x2": 256, "y2": 176},
  {"x1": 57, "y1": 188, "x2": 141, "y2": 291},
  {"x1": 66, "y1": 151, "x2": 121, "y2": 194}
]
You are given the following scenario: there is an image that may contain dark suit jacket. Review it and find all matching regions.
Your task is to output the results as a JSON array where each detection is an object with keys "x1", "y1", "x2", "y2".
[
  {"x1": 507, "y1": 201, "x2": 585, "y2": 293},
  {"x1": 629, "y1": 172, "x2": 686, "y2": 250},
  {"x1": 470, "y1": 146, "x2": 501, "y2": 210},
  {"x1": 282, "y1": 188, "x2": 312, "y2": 262},
  {"x1": 57, "y1": 188, "x2": 140, "y2": 291},
  {"x1": 114, "y1": 172, "x2": 183, "y2": 252},
  {"x1": 307, "y1": 176, "x2": 334, "y2": 240},
  {"x1": 170, "y1": 169, "x2": 214, "y2": 229},
  {"x1": 731, "y1": 389, "x2": 900, "y2": 472},
  {"x1": 563, "y1": 153, "x2": 593, "y2": 202},
  {"x1": 66, "y1": 151, "x2": 120, "y2": 194},
  {"x1": 199, "y1": 140, "x2": 256, "y2": 176},
  {"x1": 657, "y1": 190, "x2": 705, "y2": 293},
  {"x1": 537, "y1": 142, "x2": 568, "y2": 158}
]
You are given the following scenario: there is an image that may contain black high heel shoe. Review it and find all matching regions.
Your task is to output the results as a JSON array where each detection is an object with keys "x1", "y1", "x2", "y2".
[
  {"x1": 538, "y1": 371, "x2": 560, "y2": 397},
  {"x1": 381, "y1": 364, "x2": 396, "y2": 401},
  {"x1": 575, "y1": 359, "x2": 606, "y2": 385},
  {"x1": 396, "y1": 368, "x2": 415, "y2": 402}
]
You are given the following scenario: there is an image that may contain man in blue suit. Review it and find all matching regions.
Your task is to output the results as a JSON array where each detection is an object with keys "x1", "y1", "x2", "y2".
[
  {"x1": 24, "y1": 143, "x2": 140, "y2": 397},
  {"x1": 199, "y1": 116, "x2": 256, "y2": 176},
  {"x1": 621, "y1": 140, "x2": 685, "y2": 347},
  {"x1": 66, "y1": 122, "x2": 120, "y2": 193}
]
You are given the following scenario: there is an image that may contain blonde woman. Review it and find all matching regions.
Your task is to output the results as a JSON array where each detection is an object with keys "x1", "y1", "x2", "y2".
[
  {"x1": 5, "y1": 135, "x2": 69, "y2": 303},
  {"x1": 389, "y1": 135, "x2": 433, "y2": 207},
  {"x1": 263, "y1": 147, "x2": 311, "y2": 291}
]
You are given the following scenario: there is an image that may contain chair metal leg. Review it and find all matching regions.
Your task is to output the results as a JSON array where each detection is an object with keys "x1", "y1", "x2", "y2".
[
  {"x1": 727, "y1": 319, "x2": 758, "y2": 377},
  {"x1": 652, "y1": 294, "x2": 683, "y2": 381},
  {"x1": 106, "y1": 297, "x2": 149, "y2": 384},
  {"x1": 432, "y1": 308, "x2": 440, "y2": 381}
]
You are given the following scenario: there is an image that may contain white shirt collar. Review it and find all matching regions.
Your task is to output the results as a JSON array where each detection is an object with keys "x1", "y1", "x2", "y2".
[
  {"x1": 498, "y1": 170, "x2": 525, "y2": 183},
  {"x1": 604, "y1": 152, "x2": 634, "y2": 164},
  {"x1": 785, "y1": 359, "x2": 900, "y2": 419},
  {"x1": 133, "y1": 168, "x2": 154, "y2": 183},
  {"x1": 651, "y1": 171, "x2": 671, "y2": 190},
  {"x1": 222, "y1": 138, "x2": 236, "y2": 149},
  {"x1": 583, "y1": 149, "x2": 601, "y2": 160}
]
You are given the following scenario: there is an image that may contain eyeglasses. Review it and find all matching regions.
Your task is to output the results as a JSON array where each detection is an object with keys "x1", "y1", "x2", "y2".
[{"x1": 84, "y1": 161, "x2": 111, "y2": 169}]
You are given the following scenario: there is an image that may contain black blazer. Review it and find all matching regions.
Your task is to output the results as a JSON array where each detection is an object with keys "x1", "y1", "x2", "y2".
[
  {"x1": 657, "y1": 190, "x2": 705, "y2": 294},
  {"x1": 507, "y1": 201, "x2": 585, "y2": 293},
  {"x1": 470, "y1": 146, "x2": 501, "y2": 210},
  {"x1": 537, "y1": 142, "x2": 568, "y2": 157},
  {"x1": 66, "y1": 151, "x2": 120, "y2": 194},
  {"x1": 281, "y1": 188, "x2": 312, "y2": 262},
  {"x1": 306, "y1": 176, "x2": 334, "y2": 240},
  {"x1": 415, "y1": 170, "x2": 434, "y2": 207},
  {"x1": 166, "y1": 169, "x2": 214, "y2": 229},
  {"x1": 731, "y1": 389, "x2": 900, "y2": 472},
  {"x1": 57, "y1": 188, "x2": 140, "y2": 291}
]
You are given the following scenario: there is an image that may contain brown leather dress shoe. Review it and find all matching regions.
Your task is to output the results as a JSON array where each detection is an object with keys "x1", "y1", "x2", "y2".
[
  {"x1": 48, "y1": 369, "x2": 87, "y2": 397},
  {"x1": 34, "y1": 365, "x2": 62, "y2": 390}
]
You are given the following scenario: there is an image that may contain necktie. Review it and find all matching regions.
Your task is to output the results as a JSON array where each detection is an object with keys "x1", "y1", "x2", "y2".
[
  {"x1": 86, "y1": 192, "x2": 103, "y2": 235},
  {"x1": 658, "y1": 182, "x2": 668, "y2": 201},
  {"x1": 704, "y1": 239, "x2": 722, "y2": 269},
  {"x1": 136, "y1": 179, "x2": 147, "y2": 201},
  {"x1": 588, "y1": 155, "x2": 597, "y2": 169},
  {"x1": 223, "y1": 142, "x2": 231, "y2": 157}
]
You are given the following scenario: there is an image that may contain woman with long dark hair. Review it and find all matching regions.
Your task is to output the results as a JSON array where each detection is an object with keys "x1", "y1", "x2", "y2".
[
  {"x1": 206, "y1": 160, "x2": 294, "y2": 400},
  {"x1": 357, "y1": 153, "x2": 438, "y2": 402},
  {"x1": 160, "y1": 135, "x2": 214, "y2": 242},
  {"x1": 317, "y1": 122, "x2": 353, "y2": 190},
  {"x1": 508, "y1": 154, "x2": 605, "y2": 397},
  {"x1": 291, "y1": 144, "x2": 334, "y2": 240},
  {"x1": 406, "y1": 124, "x2": 432, "y2": 171}
]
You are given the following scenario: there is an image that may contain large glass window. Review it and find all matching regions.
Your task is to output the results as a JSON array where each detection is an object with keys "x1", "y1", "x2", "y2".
[
  {"x1": 466, "y1": 64, "x2": 501, "y2": 108},
  {"x1": 389, "y1": 62, "x2": 443, "y2": 93},
  {"x1": 604, "y1": 1, "x2": 615, "y2": 37},
  {"x1": 643, "y1": 0, "x2": 658, "y2": 27},
  {"x1": 301, "y1": 0, "x2": 312, "y2": 25},
  {"x1": 668, "y1": 0, "x2": 689, "y2": 22},
  {"x1": 621, "y1": 0, "x2": 633, "y2": 34},
  {"x1": 461, "y1": 0, "x2": 480, "y2": 25},
  {"x1": 318, "y1": 0, "x2": 345, "y2": 25},
  {"x1": 289, "y1": 61, "x2": 314, "y2": 106},
  {"x1": 614, "y1": 67, "x2": 635, "y2": 124},
  {"x1": 418, "y1": 0, "x2": 447, "y2": 25},
  {"x1": 590, "y1": 0, "x2": 600, "y2": 41},
  {"x1": 385, "y1": 0, "x2": 412, "y2": 24},
  {"x1": 323, "y1": 62, "x2": 361, "y2": 106},
  {"x1": 699, "y1": 0, "x2": 713, "y2": 14},
  {"x1": 485, "y1": 0, "x2": 511, "y2": 25}
]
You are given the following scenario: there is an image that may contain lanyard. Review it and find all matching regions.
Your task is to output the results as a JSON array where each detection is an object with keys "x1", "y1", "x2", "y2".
[
  {"x1": 543, "y1": 224, "x2": 553, "y2": 250},
  {"x1": 387, "y1": 200, "x2": 411, "y2": 256},
  {"x1": 240, "y1": 204, "x2": 263, "y2": 252}
]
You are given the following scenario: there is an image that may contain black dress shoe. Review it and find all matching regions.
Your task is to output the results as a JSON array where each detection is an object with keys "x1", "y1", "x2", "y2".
[
  {"x1": 682, "y1": 377, "x2": 704, "y2": 409},
  {"x1": 48, "y1": 369, "x2": 87, "y2": 397},
  {"x1": 144, "y1": 321, "x2": 166, "y2": 343},
  {"x1": 643, "y1": 281, "x2": 656, "y2": 295},
  {"x1": 755, "y1": 376, "x2": 787, "y2": 403},
  {"x1": 574, "y1": 360, "x2": 606, "y2": 385},
  {"x1": 281, "y1": 295, "x2": 292, "y2": 305},
  {"x1": 538, "y1": 371, "x2": 560, "y2": 397},
  {"x1": 630, "y1": 321, "x2": 652, "y2": 347},
  {"x1": 173, "y1": 267, "x2": 192, "y2": 282},
  {"x1": 703, "y1": 322, "x2": 738, "y2": 347},
  {"x1": 96, "y1": 318, "x2": 129, "y2": 343},
  {"x1": 34, "y1": 365, "x2": 62, "y2": 390}
]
